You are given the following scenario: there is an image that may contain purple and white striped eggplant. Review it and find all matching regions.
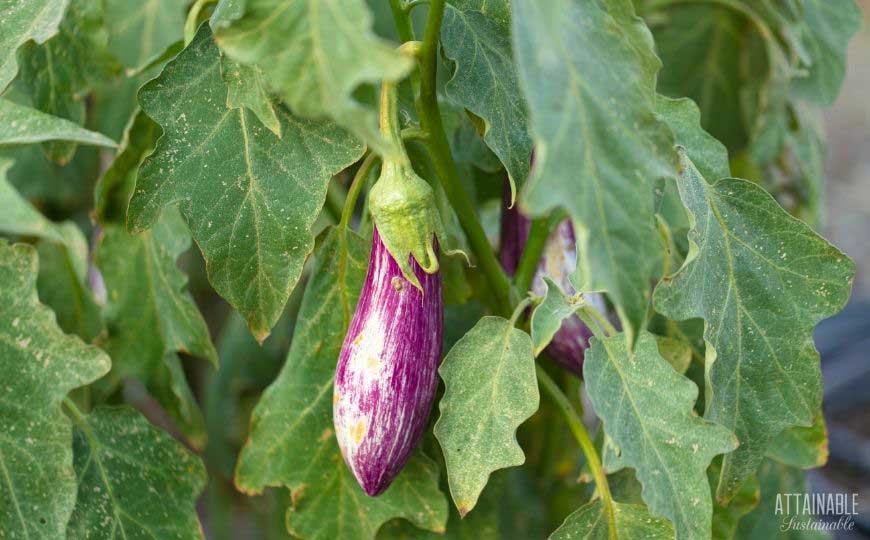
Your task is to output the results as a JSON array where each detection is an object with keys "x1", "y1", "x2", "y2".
[
  {"x1": 500, "y1": 188, "x2": 607, "y2": 376},
  {"x1": 333, "y1": 226, "x2": 443, "y2": 496}
]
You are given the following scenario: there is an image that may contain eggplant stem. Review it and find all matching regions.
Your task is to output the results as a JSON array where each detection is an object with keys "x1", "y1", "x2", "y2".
[
  {"x1": 410, "y1": 0, "x2": 513, "y2": 316},
  {"x1": 536, "y1": 366, "x2": 617, "y2": 540},
  {"x1": 340, "y1": 153, "x2": 380, "y2": 231}
]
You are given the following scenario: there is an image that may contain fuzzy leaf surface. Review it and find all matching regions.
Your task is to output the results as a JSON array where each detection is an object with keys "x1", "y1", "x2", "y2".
[
  {"x1": 435, "y1": 316, "x2": 539, "y2": 515},
  {"x1": 104, "y1": 0, "x2": 187, "y2": 69},
  {"x1": 790, "y1": 0, "x2": 862, "y2": 105},
  {"x1": 513, "y1": 0, "x2": 676, "y2": 344},
  {"x1": 234, "y1": 227, "x2": 447, "y2": 540},
  {"x1": 213, "y1": 0, "x2": 412, "y2": 155},
  {"x1": 65, "y1": 406, "x2": 207, "y2": 539},
  {"x1": 0, "y1": 99, "x2": 116, "y2": 148},
  {"x1": 584, "y1": 331, "x2": 737, "y2": 539},
  {"x1": 441, "y1": 0, "x2": 531, "y2": 192},
  {"x1": 653, "y1": 151, "x2": 854, "y2": 502},
  {"x1": 128, "y1": 27, "x2": 364, "y2": 340},
  {"x1": 551, "y1": 500, "x2": 675, "y2": 540},
  {"x1": 0, "y1": 0, "x2": 69, "y2": 91},
  {"x1": 0, "y1": 242, "x2": 110, "y2": 537},
  {"x1": 530, "y1": 276, "x2": 581, "y2": 356},
  {"x1": 17, "y1": 0, "x2": 117, "y2": 162},
  {"x1": 96, "y1": 211, "x2": 217, "y2": 447}
]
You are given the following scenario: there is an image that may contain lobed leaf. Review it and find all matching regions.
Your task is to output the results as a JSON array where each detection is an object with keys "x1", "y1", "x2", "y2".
[
  {"x1": 529, "y1": 276, "x2": 582, "y2": 356},
  {"x1": 128, "y1": 26, "x2": 364, "y2": 340},
  {"x1": 434, "y1": 316, "x2": 539, "y2": 516},
  {"x1": 65, "y1": 406, "x2": 207, "y2": 539},
  {"x1": 441, "y1": 0, "x2": 531, "y2": 195},
  {"x1": 790, "y1": 0, "x2": 862, "y2": 105},
  {"x1": 95, "y1": 211, "x2": 218, "y2": 447},
  {"x1": 513, "y1": 0, "x2": 677, "y2": 345},
  {"x1": 584, "y1": 331, "x2": 737, "y2": 539},
  {"x1": 0, "y1": 241, "x2": 110, "y2": 537},
  {"x1": 213, "y1": 0, "x2": 412, "y2": 155},
  {"x1": 653, "y1": 151, "x2": 854, "y2": 502},
  {"x1": 0, "y1": 0, "x2": 69, "y2": 92}
]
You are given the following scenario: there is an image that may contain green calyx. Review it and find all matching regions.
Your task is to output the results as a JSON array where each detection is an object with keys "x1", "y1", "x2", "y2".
[{"x1": 369, "y1": 159, "x2": 447, "y2": 290}]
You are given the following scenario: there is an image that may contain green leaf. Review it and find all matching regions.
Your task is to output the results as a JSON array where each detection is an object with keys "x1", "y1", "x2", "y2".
[
  {"x1": 551, "y1": 500, "x2": 675, "y2": 540},
  {"x1": 736, "y1": 460, "x2": 827, "y2": 540},
  {"x1": 235, "y1": 227, "x2": 447, "y2": 540},
  {"x1": 36, "y1": 230, "x2": 104, "y2": 342},
  {"x1": 0, "y1": 241, "x2": 110, "y2": 537},
  {"x1": 0, "y1": 99, "x2": 116, "y2": 148},
  {"x1": 434, "y1": 316, "x2": 539, "y2": 516},
  {"x1": 530, "y1": 276, "x2": 582, "y2": 356},
  {"x1": 17, "y1": 0, "x2": 118, "y2": 162},
  {"x1": 0, "y1": 160, "x2": 102, "y2": 341},
  {"x1": 0, "y1": 157, "x2": 68, "y2": 243},
  {"x1": 221, "y1": 56, "x2": 282, "y2": 137},
  {"x1": 104, "y1": 0, "x2": 187, "y2": 70},
  {"x1": 790, "y1": 0, "x2": 862, "y2": 105},
  {"x1": 128, "y1": 26, "x2": 364, "y2": 340},
  {"x1": 708, "y1": 458, "x2": 760, "y2": 540},
  {"x1": 655, "y1": 96, "x2": 730, "y2": 183},
  {"x1": 441, "y1": 0, "x2": 531, "y2": 194},
  {"x1": 213, "y1": 0, "x2": 412, "y2": 155},
  {"x1": 0, "y1": 0, "x2": 68, "y2": 92},
  {"x1": 648, "y1": 3, "x2": 747, "y2": 153},
  {"x1": 654, "y1": 335, "x2": 692, "y2": 375},
  {"x1": 95, "y1": 210, "x2": 218, "y2": 447},
  {"x1": 653, "y1": 150, "x2": 854, "y2": 502},
  {"x1": 767, "y1": 413, "x2": 828, "y2": 470},
  {"x1": 94, "y1": 108, "x2": 160, "y2": 224},
  {"x1": 513, "y1": 0, "x2": 677, "y2": 345},
  {"x1": 584, "y1": 331, "x2": 737, "y2": 539},
  {"x1": 65, "y1": 405, "x2": 207, "y2": 538}
]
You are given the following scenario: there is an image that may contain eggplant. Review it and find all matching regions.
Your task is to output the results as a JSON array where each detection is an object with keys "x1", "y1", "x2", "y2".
[
  {"x1": 333, "y1": 226, "x2": 443, "y2": 496},
  {"x1": 499, "y1": 191, "x2": 607, "y2": 376}
]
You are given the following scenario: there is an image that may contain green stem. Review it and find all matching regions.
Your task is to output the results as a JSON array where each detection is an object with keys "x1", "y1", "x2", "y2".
[
  {"x1": 576, "y1": 304, "x2": 616, "y2": 340},
  {"x1": 324, "y1": 182, "x2": 345, "y2": 223},
  {"x1": 536, "y1": 367, "x2": 617, "y2": 540},
  {"x1": 514, "y1": 217, "x2": 551, "y2": 293},
  {"x1": 416, "y1": 0, "x2": 513, "y2": 316},
  {"x1": 184, "y1": 0, "x2": 215, "y2": 45},
  {"x1": 340, "y1": 153, "x2": 380, "y2": 231},
  {"x1": 405, "y1": 0, "x2": 430, "y2": 11},
  {"x1": 508, "y1": 295, "x2": 533, "y2": 328},
  {"x1": 388, "y1": 1, "x2": 421, "y2": 92}
]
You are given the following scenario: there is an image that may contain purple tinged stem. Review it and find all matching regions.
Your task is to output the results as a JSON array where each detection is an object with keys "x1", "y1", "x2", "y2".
[{"x1": 334, "y1": 226, "x2": 443, "y2": 496}]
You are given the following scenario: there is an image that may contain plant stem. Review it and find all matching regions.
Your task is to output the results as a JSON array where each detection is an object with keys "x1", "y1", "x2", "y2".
[
  {"x1": 514, "y1": 217, "x2": 550, "y2": 293},
  {"x1": 536, "y1": 366, "x2": 617, "y2": 540},
  {"x1": 576, "y1": 303, "x2": 616, "y2": 340},
  {"x1": 416, "y1": 0, "x2": 513, "y2": 316},
  {"x1": 324, "y1": 182, "x2": 345, "y2": 223},
  {"x1": 184, "y1": 0, "x2": 215, "y2": 45},
  {"x1": 340, "y1": 153, "x2": 379, "y2": 230},
  {"x1": 508, "y1": 296, "x2": 533, "y2": 328},
  {"x1": 388, "y1": 0, "x2": 421, "y2": 91}
]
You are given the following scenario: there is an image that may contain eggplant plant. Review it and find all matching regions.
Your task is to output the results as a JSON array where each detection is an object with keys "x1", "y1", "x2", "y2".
[{"x1": 0, "y1": 0, "x2": 861, "y2": 539}]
